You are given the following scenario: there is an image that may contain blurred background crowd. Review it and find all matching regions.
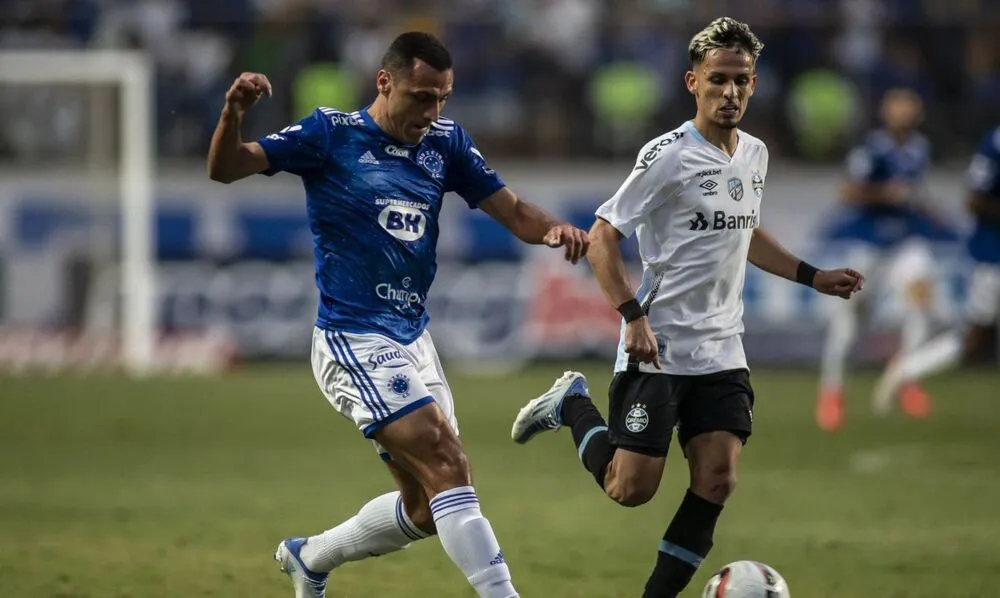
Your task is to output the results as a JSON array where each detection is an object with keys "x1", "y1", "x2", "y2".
[{"x1": 1, "y1": 0, "x2": 999, "y2": 165}]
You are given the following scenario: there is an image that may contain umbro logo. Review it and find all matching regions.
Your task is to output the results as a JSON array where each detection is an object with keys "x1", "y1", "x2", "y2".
[
  {"x1": 359, "y1": 151, "x2": 380, "y2": 165},
  {"x1": 699, "y1": 179, "x2": 719, "y2": 196}
]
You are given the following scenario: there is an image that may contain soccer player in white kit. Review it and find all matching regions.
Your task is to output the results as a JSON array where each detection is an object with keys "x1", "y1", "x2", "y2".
[{"x1": 510, "y1": 17, "x2": 865, "y2": 598}]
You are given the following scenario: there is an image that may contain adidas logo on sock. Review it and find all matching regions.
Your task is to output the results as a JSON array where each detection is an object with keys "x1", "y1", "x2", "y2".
[
  {"x1": 358, "y1": 150, "x2": 380, "y2": 165},
  {"x1": 489, "y1": 551, "x2": 505, "y2": 566}
]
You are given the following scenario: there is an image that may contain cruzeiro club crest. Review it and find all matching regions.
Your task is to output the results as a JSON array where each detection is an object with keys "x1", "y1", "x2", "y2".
[
  {"x1": 751, "y1": 171, "x2": 764, "y2": 198},
  {"x1": 388, "y1": 374, "x2": 410, "y2": 398},
  {"x1": 727, "y1": 177, "x2": 744, "y2": 202},
  {"x1": 624, "y1": 403, "x2": 649, "y2": 433},
  {"x1": 417, "y1": 150, "x2": 444, "y2": 179}
]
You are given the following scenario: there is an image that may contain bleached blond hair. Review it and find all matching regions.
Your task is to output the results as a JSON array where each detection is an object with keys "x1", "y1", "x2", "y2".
[{"x1": 688, "y1": 17, "x2": 764, "y2": 65}]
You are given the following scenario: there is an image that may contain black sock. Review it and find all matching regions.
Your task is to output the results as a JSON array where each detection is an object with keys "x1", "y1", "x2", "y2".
[
  {"x1": 642, "y1": 489, "x2": 724, "y2": 598},
  {"x1": 560, "y1": 394, "x2": 615, "y2": 489}
]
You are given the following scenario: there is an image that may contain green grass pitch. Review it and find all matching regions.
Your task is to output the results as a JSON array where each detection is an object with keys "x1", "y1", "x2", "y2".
[{"x1": 1, "y1": 363, "x2": 998, "y2": 597}]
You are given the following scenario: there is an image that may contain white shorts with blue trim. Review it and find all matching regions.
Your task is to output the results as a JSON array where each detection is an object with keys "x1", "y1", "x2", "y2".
[
  {"x1": 311, "y1": 327, "x2": 458, "y2": 460},
  {"x1": 841, "y1": 238, "x2": 935, "y2": 291}
]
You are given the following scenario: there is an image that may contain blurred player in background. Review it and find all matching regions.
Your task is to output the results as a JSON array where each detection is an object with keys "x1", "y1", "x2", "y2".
[
  {"x1": 872, "y1": 124, "x2": 1000, "y2": 406},
  {"x1": 816, "y1": 88, "x2": 956, "y2": 431},
  {"x1": 207, "y1": 32, "x2": 589, "y2": 598},
  {"x1": 510, "y1": 18, "x2": 863, "y2": 598}
]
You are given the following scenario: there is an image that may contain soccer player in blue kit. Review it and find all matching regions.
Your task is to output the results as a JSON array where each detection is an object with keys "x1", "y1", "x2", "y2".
[
  {"x1": 207, "y1": 32, "x2": 589, "y2": 598},
  {"x1": 816, "y1": 89, "x2": 956, "y2": 430},
  {"x1": 872, "y1": 124, "x2": 1000, "y2": 404}
]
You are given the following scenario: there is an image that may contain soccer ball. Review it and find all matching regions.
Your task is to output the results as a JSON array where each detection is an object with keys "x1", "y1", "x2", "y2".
[{"x1": 701, "y1": 560, "x2": 790, "y2": 597}]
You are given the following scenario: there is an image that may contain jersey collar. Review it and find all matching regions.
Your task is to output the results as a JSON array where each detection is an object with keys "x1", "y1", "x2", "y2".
[{"x1": 684, "y1": 120, "x2": 743, "y2": 162}]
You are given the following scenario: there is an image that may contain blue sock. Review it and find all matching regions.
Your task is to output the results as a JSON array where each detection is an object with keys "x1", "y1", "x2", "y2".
[{"x1": 561, "y1": 394, "x2": 614, "y2": 488}]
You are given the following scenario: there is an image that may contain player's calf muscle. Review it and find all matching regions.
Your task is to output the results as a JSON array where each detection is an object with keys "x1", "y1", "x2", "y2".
[
  {"x1": 388, "y1": 461, "x2": 437, "y2": 533},
  {"x1": 603, "y1": 453, "x2": 664, "y2": 507},
  {"x1": 604, "y1": 473, "x2": 658, "y2": 507},
  {"x1": 402, "y1": 491, "x2": 435, "y2": 532}
]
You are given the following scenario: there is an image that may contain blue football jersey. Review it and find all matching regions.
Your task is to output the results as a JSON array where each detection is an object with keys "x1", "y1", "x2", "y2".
[
  {"x1": 257, "y1": 106, "x2": 505, "y2": 343},
  {"x1": 824, "y1": 129, "x2": 945, "y2": 247},
  {"x1": 847, "y1": 129, "x2": 930, "y2": 199},
  {"x1": 846, "y1": 128, "x2": 930, "y2": 189},
  {"x1": 966, "y1": 125, "x2": 1000, "y2": 264}
]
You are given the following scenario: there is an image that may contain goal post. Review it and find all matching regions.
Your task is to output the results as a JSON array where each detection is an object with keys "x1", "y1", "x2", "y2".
[{"x1": 0, "y1": 49, "x2": 156, "y2": 375}]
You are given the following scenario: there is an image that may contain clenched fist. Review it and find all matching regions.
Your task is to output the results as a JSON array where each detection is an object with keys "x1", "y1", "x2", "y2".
[
  {"x1": 225, "y1": 72, "x2": 273, "y2": 113},
  {"x1": 814, "y1": 268, "x2": 865, "y2": 299},
  {"x1": 624, "y1": 317, "x2": 660, "y2": 369}
]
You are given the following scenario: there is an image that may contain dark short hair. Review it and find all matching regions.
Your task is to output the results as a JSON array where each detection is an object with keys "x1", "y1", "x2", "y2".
[{"x1": 381, "y1": 32, "x2": 453, "y2": 74}]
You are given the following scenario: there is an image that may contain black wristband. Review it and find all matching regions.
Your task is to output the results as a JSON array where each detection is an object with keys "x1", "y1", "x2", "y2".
[
  {"x1": 796, "y1": 261, "x2": 819, "y2": 287},
  {"x1": 617, "y1": 299, "x2": 645, "y2": 323}
]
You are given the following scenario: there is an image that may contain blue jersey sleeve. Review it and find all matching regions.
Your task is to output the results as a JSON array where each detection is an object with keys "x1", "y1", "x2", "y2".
[
  {"x1": 445, "y1": 126, "x2": 506, "y2": 209},
  {"x1": 968, "y1": 127, "x2": 1000, "y2": 195},
  {"x1": 257, "y1": 108, "x2": 331, "y2": 176}
]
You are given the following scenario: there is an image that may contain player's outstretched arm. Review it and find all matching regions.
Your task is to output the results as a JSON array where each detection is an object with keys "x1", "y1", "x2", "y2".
[
  {"x1": 748, "y1": 228, "x2": 864, "y2": 300},
  {"x1": 587, "y1": 217, "x2": 659, "y2": 368},
  {"x1": 207, "y1": 72, "x2": 273, "y2": 184},
  {"x1": 478, "y1": 188, "x2": 589, "y2": 264}
]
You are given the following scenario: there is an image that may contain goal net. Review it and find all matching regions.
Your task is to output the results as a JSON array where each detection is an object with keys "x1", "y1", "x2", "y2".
[{"x1": 0, "y1": 49, "x2": 232, "y2": 375}]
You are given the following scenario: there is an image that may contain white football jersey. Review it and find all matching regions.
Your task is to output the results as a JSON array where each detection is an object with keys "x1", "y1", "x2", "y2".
[{"x1": 595, "y1": 120, "x2": 769, "y2": 375}]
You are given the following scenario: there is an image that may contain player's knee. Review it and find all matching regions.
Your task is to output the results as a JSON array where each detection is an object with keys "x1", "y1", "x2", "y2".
[
  {"x1": 604, "y1": 472, "x2": 658, "y2": 507},
  {"x1": 691, "y1": 461, "x2": 737, "y2": 503}
]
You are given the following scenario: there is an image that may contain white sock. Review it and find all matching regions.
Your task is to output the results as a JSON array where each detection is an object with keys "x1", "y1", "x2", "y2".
[
  {"x1": 299, "y1": 491, "x2": 431, "y2": 573},
  {"x1": 899, "y1": 331, "x2": 962, "y2": 381},
  {"x1": 429, "y1": 486, "x2": 518, "y2": 598},
  {"x1": 898, "y1": 307, "x2": 932, "y2": 382},
  {"x1": 820, "y1": 302, "x2": 858, "y2": 391}
]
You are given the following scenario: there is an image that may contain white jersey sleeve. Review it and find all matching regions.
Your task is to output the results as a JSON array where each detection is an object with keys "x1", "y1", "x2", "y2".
[{"x1": 595, "y1": 131, "x2": 686, "y2": 238}]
